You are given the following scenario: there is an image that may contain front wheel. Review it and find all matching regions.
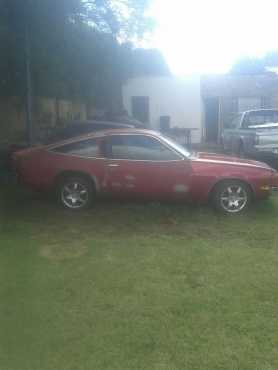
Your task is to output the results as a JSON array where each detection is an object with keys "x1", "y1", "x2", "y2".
[
  {"x1": 58, "y1": 176, "x2": 94, "y2": 210},
  {"x1": 212, "y1": 180, "x2": 252, "y2": 214}
]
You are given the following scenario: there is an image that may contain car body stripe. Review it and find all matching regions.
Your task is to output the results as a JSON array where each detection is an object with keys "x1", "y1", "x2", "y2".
[{"x1": 193, "y1": 158, "x2": 270, "y2": 170}]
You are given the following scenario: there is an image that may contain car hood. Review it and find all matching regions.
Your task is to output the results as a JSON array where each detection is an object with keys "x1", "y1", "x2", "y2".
[{"x1": 195, "y1": 152, "x2": 272, "y2": 170}]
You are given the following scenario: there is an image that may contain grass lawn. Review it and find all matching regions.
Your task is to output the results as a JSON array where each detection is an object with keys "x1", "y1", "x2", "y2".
[{"x1": 1, "y1": 185, "x2": 278, "y2": 370}]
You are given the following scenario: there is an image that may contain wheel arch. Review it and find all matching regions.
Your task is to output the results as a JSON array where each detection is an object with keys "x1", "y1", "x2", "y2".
[
  {"x1": 208, "y1": 178, "x2": 255, "y2": 201},
  {"x1": 54, "y1": 170, "x2": 98, "y2": 192}
]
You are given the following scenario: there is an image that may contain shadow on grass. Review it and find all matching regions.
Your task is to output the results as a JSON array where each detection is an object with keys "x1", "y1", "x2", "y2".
[
  {"x1": 1, "y1": 184, "x2": 277, "y2": 226},
  {"x1": 1, "y1": 184, "x2": 278, "y2": 261}
]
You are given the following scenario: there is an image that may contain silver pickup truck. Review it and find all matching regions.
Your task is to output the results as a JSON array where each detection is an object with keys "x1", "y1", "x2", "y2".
[{"x1": 222, "y1": 109, "x2": 278, "y2": 160}]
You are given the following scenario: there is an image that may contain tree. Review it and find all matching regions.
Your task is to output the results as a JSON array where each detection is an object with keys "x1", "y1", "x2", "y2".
[
  {"x1": 129, "y1": 48, "x2": 170, "y2": 77},
  {"x1": 0, "y1": 0, "x2": 154, "y2": 99},
  {"x1": 0, "y1": 0, "x2": 171, "y2": 142},
  {"x1": 84, "y1": 0, "x2": 154, "y2": 40}
]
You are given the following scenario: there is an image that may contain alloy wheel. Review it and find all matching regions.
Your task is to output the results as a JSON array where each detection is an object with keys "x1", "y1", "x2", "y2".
[
  {"x1": 220, "y1": 185, "x2": 248, "y2": 213},
  {"x1": 61, "y1": 181, "x2": 89, "y2": 209}
]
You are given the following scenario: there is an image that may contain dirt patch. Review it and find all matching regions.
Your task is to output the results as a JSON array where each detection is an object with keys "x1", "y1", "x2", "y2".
[{"x1": 40, "y1": 242, "x2": 88, "y2": 262}]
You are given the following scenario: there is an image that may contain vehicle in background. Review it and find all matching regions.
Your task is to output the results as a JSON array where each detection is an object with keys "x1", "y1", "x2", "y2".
[
  {"x1": 13, "y1": 128, "x2": 278, "y2": 214},
  {"x1": 222, "y1": 109, "x2": 278, "y2": 168}
]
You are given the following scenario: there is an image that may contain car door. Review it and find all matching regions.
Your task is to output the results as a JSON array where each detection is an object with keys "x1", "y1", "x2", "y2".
[
  {"x1": 223, "y1": 113, "x2": 243, "y2": 152},
  {"x1": 103, "y1": 134, "x2": 192, "y2": 199},
  {"x1": 239, "y1": 111, "x2": 267, "y2": 152}
]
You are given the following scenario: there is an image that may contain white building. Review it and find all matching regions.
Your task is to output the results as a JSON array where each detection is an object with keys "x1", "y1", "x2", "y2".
[{"x1": 122, "y1": 76, "x2": 203, "y2": 144}]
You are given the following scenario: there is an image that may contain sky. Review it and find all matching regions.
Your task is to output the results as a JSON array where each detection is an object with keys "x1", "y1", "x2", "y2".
[{"x1": 146, "y1": 0, "x2": 278, "y2": 75}]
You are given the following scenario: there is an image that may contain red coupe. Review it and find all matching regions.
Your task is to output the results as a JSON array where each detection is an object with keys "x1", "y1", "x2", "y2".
[{"x1": 13, "y1": 128, "x2": 278, "y2": 214}]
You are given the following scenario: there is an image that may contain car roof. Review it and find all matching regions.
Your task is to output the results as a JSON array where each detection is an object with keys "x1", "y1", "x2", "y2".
[
  {"x1": 68, "y1": 120, "x2": 133, "y2": 128},
  {"x1": 46, "y1": 128, "x2": 160, "y2": 149}
]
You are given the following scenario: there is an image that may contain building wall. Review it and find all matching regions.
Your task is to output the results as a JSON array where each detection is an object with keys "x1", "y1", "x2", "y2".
[
  {"x1": 37, "y1": 98, "x2": 87, "y2": 127},
  {"x1": 122, "y1": 76, "x2": 203, "y2": 143},
  {"x1": 0, "y1": 97, "x2": 26, "y2": 141},
  {"x1": 271, "y1": 94, "x2": 278, "y2": 108},
  {"x1": 0, "y1": 96, "x2": 88, "y2": 142}
]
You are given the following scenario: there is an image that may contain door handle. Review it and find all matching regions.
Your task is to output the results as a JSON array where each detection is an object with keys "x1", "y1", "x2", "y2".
[{"x1": 108, "y1": 163, "x2": 119, "y2": 168}]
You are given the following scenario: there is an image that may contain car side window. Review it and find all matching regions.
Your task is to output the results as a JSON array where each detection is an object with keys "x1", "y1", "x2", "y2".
[
  {"x1": 52, "y1": 138, "x2": 101, "y2": 158},
  {"x1": 108, "y1": 135, "x2": 181, "y2": 161},
  {"x1": 264, "y1": 111, "x2": 278, "y2": 123},
  {"x1": 243, "y1": 111, "x2": 265, "y2": 128}
]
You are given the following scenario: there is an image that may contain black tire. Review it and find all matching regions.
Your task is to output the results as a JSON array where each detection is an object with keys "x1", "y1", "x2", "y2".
[
  {"x1": 57, "y1": 176, "x2": 94, "y2": 210},
  {"x1": 212, "y1": 180, "x2": 252, "y2": 215}
]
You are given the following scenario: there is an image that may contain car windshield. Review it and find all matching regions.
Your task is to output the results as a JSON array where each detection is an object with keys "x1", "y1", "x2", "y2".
[
  {"x1": 160, "y1": 134, "x2": 192, "y2": 158},
  {"x1": 247, "y1": 111, "x2": 278, "y2": 128}
]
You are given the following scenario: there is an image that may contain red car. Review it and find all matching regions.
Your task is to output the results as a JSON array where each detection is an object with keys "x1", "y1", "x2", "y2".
[{"x1": 13, "y1": 128, "x2": 278, "y2": 214}]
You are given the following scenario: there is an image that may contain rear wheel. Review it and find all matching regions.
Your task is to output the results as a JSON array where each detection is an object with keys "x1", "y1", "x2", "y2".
[
  {"x1": 212, "y1": 180, "x2": 252, "y2": 214},
  {"x1": 58, "y1": 176, "x2": 94, "y2": 210}
]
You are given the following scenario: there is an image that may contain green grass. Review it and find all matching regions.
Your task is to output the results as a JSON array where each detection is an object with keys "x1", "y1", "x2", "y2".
[{"x1": 1, "y1": 185, "x2": 278, "y2": 370}]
